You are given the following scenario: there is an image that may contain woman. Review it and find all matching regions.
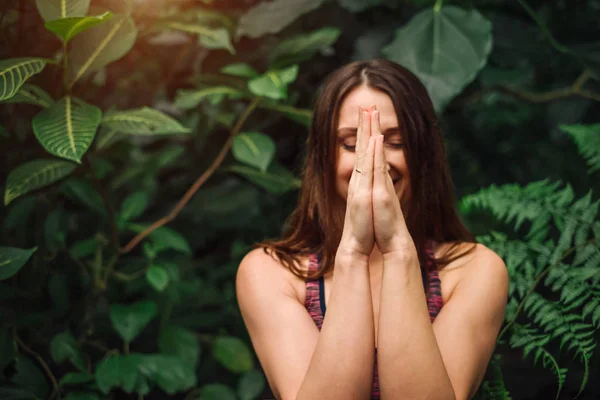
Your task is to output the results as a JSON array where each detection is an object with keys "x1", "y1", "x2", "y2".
[{"x1": 235, "y1": 59, "x2": 509, "y2": 400}]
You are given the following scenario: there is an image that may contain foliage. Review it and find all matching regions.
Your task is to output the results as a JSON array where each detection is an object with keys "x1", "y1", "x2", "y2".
[{"x1": 0, "y1": 0, "x2": 599, "y2": 399}]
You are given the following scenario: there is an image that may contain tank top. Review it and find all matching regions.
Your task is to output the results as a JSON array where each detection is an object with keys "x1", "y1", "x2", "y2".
[{"x1": 304, "y1": 240, "x2": 444, "y2": 399}]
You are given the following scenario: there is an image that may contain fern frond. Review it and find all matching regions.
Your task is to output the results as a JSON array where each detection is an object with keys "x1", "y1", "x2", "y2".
[
  {"x1": 560, "y1": 123, "x2": 600, "y2": 174},
  {"x1": 475, "y1": 353, "x2": 512, "y2": 400},
  {"x1": 510, "y1": 324, "x2": 566, "y2": 399},
  {"x1": 582, "y1": 287, "x2": 600, "y2": 329}
]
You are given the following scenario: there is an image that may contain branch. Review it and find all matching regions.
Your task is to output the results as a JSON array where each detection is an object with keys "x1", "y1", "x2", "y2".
[
  {"x1": 120, "y1": 97, "x2": 261, "y2": 254},
  {"x1": 15, "y1": 334, "x2": 59, "y2": 396}
]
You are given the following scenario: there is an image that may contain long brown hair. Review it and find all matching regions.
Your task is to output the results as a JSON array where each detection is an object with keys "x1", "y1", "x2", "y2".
[{"x1": 253, "y1": 59, "x2": 476, "y2": 287}]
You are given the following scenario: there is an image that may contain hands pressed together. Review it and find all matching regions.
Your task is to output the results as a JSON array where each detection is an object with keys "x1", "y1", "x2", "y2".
[{"x1": 339, "y1": 105, "x2": 417, "y2": 262}]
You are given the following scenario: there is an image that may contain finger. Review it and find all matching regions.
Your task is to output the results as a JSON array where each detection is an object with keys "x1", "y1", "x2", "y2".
[
  {"x1": 373, "y1": 135, "x2": 387, "y2": 194},
  {"x1": 371, "y1": 109, "x2": 382, "y2": 137},
  {"x1": 358, "y1": 136, "x2": 375, "y2": 195},
  {"x1": 355, "y1": 109, "x2": 370, "y2": 168}
]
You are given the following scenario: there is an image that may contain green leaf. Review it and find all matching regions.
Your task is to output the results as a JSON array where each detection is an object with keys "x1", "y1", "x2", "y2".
[
  {"x1": 129, "y1": 224, "x2": 192, "y2": 255},
  {"x1": 270, "y1": 27, "x2": 341, "y2": 68},
  {"x1": 110, "y1": 301, "x2": 157, "y2": 344},
  {"x1": 237, "y1": 369, "x2": 265, "y2": 400},
  {"x1": 63, "y1": 393, "x2": 99, "y2": 400},
  {"x1": 101, "y1": 107, "x2": 191, "y2": 135},
  {"x1": 248, "y1": 65, "x2": 299, "y2": 100},
  {"x1": 560, "y1": 124, "x2": 600, "y2": 173},
  {"x1": 146, "y1": 265, "x2": 169, "y2": 292},
  {"x1": 95, "y1": 354, "x2": 143, "y2": 394},
  {"x1": 60, "y1": 178, "x2": 106, "y2": 215},
  {"x1": 4, "y1": 159, "x2": 77, "y2": 205},
  {"x1": 213, "y1": 336, "x2": 254, "y2": 373},
  {"x1": 0, "y1": 83, "x2": 53, "y2": 108},
  {"x1": 59, "y1": 372, "x2": 95, "y2": 385},
  {"x1": 69, "y1": 237, "x2": 97, "y2": 259},
  {"x1": 258, "y1": 102, "x2": 312, "y2": 127},
  {"x1": 382, "y1": 5, "x2": 492, "y2": 112},
  {"x1": 157, "y1": 21, "x2": 234, "y2": 54},
  {"x1": 12, "y1": 356, "x2": 49, "y2": 398},
  {"x1": 232, "y1": 132, "x2": 276, "y2": 172},
  {"x1": 226, "y1": 162, "x2": 301, "y2": 194},
  {"x1": 338, "y1": 0, "x2": 383, "y2": 12},
  {"x1": 138, "y1": 354, "x2": 196, "y2": 394},
  {"x1": 237, "y1": 0, "x2": 326, "y2": 39},
  {"x1": 220, "y1": 63, "x2": 259, "y2": 78},
  {"x1": 67, "y1": 13, "x2": 138, "y2": 88},
  {"x1": 35, "y1": 0, "x2": 91, "y2": 21},
  {"x1": 0, "y1": 58, "x2": 49, "y2": 101},
  {"x1": 198, "y1": 384, "x2": 237, "y2": 400},
  {"x1": 120, "y1": 191, "x2": 150, "y2": 222},
  {"x1": 50, "y1": 331, "x2": 85, "y2": 370},
  {"x1": 0, "y1": 246, "x2": 37, "y2": 280},
  {"x1": 0, "y1": 328, "x2": 17, "y2": 371},
  {"x1": 174, "y1": 86, "x2": 245, "y2": 110},
  {"x1": 158, "y1": 325, "x2": 200, "y2": 367},
  {"x1": 45, "y1": 12, "x2": 113, "y2": 43},
  {"x1": 0, "y1": 388, "x2": 40, "y2": 400},
  {"x1": 32, "y1": 96, "x2": 102, "y2": 163},
  {"x1": 44, "y1": 208, "x2": 68, "y2": 252}
]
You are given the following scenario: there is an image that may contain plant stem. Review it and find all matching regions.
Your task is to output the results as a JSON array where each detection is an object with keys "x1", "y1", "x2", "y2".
[
  {"x1": 15, "y1": 334, "x2": 59, "y2": 395},
  {"x1": 62, "y1": 41, "x2": 69, "y2": 94},
  {"x1": 434, "y1": 0, "x2": 443, "y2": 12},
  {"x1": 121, "y1": 96, "x2": 262, "y2": 254}
]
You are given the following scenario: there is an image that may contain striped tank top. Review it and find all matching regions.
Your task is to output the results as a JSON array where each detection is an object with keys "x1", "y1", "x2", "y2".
[{"x1": 304, "y1": 240, "x2": 444, "y2": 399}]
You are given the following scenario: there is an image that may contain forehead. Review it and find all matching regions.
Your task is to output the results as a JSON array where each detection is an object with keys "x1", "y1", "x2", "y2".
[{"x1": 337, "y1": 85, "x2": 398, "y2": 128}]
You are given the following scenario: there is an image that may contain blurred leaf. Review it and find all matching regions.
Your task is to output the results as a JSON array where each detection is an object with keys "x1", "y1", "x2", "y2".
[
  {"x1": 32, "y1": 96, "x2": 102, "y2": 163},
  {"x1": 48, "y1": 273, "x2": 69, "y2": 316},
  {"x1": 382, "y1": 5, "x2": 492, "y2": 112},
  {"x1": 44, "y1": 208, "x2": 67, "y2": 252},
  {"x1": 94, "y1": 127, "x2": 122, "y2": 150},
  {"x1": 213, "y1": 336, "x2": 254, "y2": 373},
  {"x1": 248, "y1": 65, "x2": 299, "y2": 100},
  {"x1": 232, "y1": 132, "x2": 276, "y2": 172},
  {"x1": 0, "y1": 328, "x2": 16, "y2": 371},
  {"x1": 11, "y1": 355, "x2": 49, "y2": 399},
  {"x1": 101, "y1": 107, "x2": 191, "y2": 135},
  {"x1": 237, "y1": 0, "x2": 326, "y2": 39},
  {"x1": 258, "y1": 102, "x2": 312, "y2": 127},
  {"x1": 270, "y1": 27, "x2": 341, "y2": 68},
  {"x1": 68, "y1": 13, "x2": 138, "y2": 87},
  {"x1": 560, "y1": 124, "x2": 600, "y2": 173},
  {"x1": 0, "y1": 246, "x2": 37, "y2": 280},
  {"x1": 221, "y1": 63, "x2": 259, "y2": 78},
  {"x1": 4, "y1": 159, "x2": 77, "y2": 205},
  {"x1": 45, "y1": 12, "x2": 113, "y2": 43},
  {"x1": 59, "y1": 372, "x2": 95, "y2": 385},
  {"x1": 158, "y1": 325, "x2": 200, "y2": 366},
  {"x1": 174, "y1": 86, "x2": 245, "y2": 110},
  {"x1": 197, "y1": 384, "x2": 237, "y2": 400},
  {"x1": 157, "y1": 21, "x2": 234, "y2": 54},
  {"x1": 237, "y1": 369, "x2": 265, "y2": 400},
  {"x1": 0, "y1": 388, "x2": 40, "y2": 400},
  {"x1": 338, "y1": 0, "x2": 383, "y2": 12},
  {"x1": 0, "y1": 84, "x2": 53, "y2": 108},
  {"x1": 50, "y1": 331, "x2": 85, "y2": 370},
  {"x1": 35, "y1": 0, "x2": 91, "y2": 21},
  {"x1": 3, "y1": 197, "x2": 36, "y2": 234},
  {"x1": 63, "y1": 393, "x2": 99, "y2": 400},
  {"x1": 479, "y1": 65, "x2": 534, "y2": 87},
  {"x1": 146, "y1": 265, "x2": 169, "y2": 291},
  {"x1": 137, "y1": 354, "x2": 196, "y2": 394},
  {"x1": 69, "y1": 237, "x2": 97, "y2": 258},
  {"x1": 225, "y1": 162, "x2": 301, "y2": 194},
  {"x1": 119, "y1": 191, "x2": 150, "y2": 222},
  {"x1": 60, "y1": 178, "x2": 106, "y2": 216},
  {"x1": 129, "y1": 224, "x2": 192, "y2": 255},
  {"x1": 0, "y1": 58, "x2": 49, "y2": 101},
  {"x1": 109, "y1": 301, "x2": 157, "y2": 343},
  {"x1": 95, "y1": 354, "x2": 143, "y2": 394}
]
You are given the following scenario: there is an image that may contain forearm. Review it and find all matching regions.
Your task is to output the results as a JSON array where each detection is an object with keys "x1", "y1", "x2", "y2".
[
  {"x1": 377, "y1": 254, "x2": 455, "y2": 400},
  {"x1": 296, "y1": 254, "x2": 375, "y2": 400}
]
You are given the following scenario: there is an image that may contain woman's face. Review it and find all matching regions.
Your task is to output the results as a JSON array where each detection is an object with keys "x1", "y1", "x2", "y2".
[{"x1": 334, "y1": 85, "x2": 411, "y2": 208}]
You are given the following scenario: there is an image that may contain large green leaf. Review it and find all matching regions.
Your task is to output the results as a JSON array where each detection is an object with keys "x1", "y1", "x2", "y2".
[
  {"x1": 119, "y1": 191, "x2": 150, "y2": 222},
  {"x1": 174, "y1": 86, "x2": 245, "y2": 110},
  {"x1": 67, "y1": 13, "x2": 137, "y2": 88},
  {"x1": 50, "y1": 331, "x2": 85, "y2": 370},
  {"x1": 0, "y1": 58, "x2": 48, "y2": 101},
  {"x1": 4, "y1": 159, "x2": 76, "y2": 205},
  {"x1": 0, "y1": 83, "x2": 53, "y2": 108},
  {"x1": 382, "y1": 5, "x2": 492, "y2": 112},
  {"x1": 158, "y1": 325, "x2": 200, "y2": 366},
  {"x1": 213, "y1": 336, "x2": 254, "y2": 373},
  {"x1": 109, "y1": 301, "x2": 157, "y2": 344},
  {"x1": 35, "y1": 0, "x2": 90, "y2": 21},
  {"x1": 95, "y1": 354, "x2": 143, "y2": 394},
  {"x1": 232, "y1": 132, "x2": 276, "y2": 172},
  {"x1": 237, "y1": 369, "x2": 266, "y2": 400},
  {"x1": 137, "y1": 354, "x2": 196, "y2": 394},
  {"x1": 157, "y1": 21, "x2": 234, "y2": 54},
  {"x1": 270, "y1": 27, "x2": 341, "y2": 68},
  {"x1": 60, "y1": 178, "x2": 106, "y2": 215},
  {"x1": 32, "y1": 96, "x2": 102, "y2": 163},
  {"x1": 45, "y1": 12, "x2": 113, "y2": 43},
  {"x1": 237, "y1": 0, "x2": 326, "y2": 39},
  {"x1": 560, "y1": 124, "x2": 600, "y2": 173},
  {"x1": 101, "y1": 107, "x2": 191, "y2": 135},
  {"x1": 248, "y1": 65, "x2": 299, "y2": 100}
]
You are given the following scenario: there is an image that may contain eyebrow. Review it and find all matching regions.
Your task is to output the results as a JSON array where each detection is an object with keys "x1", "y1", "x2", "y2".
[{"x1": 337, "y1": 127, "x2": 401, "y2": 137}]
